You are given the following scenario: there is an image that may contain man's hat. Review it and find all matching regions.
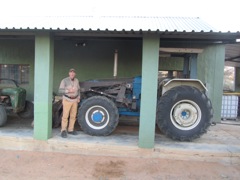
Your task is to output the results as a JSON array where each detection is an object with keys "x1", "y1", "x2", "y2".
[{"x1": 69, "y1": 68, "x2": 76, "y2": 72}]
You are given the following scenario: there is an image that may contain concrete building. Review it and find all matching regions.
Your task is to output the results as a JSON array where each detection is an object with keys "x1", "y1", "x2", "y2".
[{"x1": 0, "y1": 16, "x2": 239, "y2": 148}]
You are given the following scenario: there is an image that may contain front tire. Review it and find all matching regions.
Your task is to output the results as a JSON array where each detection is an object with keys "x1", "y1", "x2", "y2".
[
  {"x1": 78, "y1": 96, "x2": 119, "y2": 136},
  {"x1": 0, "y1": 105, "x2": 7, "y2": 127},
  {"x1": 157, "y1": 86, "x2": 213, "y2": 141}
]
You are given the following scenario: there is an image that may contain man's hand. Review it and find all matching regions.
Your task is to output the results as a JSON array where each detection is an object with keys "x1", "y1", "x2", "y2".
[{"x1": 77, "y1": 98, "x2": 80, "y2": 103}]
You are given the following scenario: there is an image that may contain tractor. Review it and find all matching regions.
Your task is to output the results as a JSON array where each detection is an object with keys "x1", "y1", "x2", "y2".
[
  {"x1": 0, "y1": 79, "x2": 34, "y2": 126},
  {"x1": 76, "y1": 76, "x2": 213, "y2": 141}
]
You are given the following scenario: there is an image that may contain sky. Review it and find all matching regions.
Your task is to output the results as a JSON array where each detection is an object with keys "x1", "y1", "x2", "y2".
[{"x1": 0, "y1": 0, "x2": 239, "y2": 32}]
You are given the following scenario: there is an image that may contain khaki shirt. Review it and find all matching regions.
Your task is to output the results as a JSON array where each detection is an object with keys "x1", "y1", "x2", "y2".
[{"x1": 58, "y1": 77, "x2": 80, "y2": 102}]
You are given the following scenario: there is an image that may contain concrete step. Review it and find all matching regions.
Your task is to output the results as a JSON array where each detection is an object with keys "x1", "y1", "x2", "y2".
[{"x1": 0, "y1": 123, "x2": 239, "y2": 164}]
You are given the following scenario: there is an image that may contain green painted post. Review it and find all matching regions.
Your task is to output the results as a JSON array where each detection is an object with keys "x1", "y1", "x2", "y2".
[
  {"x1": 197, "y1": 45, "x2": 225, "y2": 122},
  {"x1": 34, "y1": 32, "x2": 54, "y2": 140},
  {"x1": 139, "y1": 35, "x2": 160, "y2": 148},
  {"x1": 213, "y1": 45, "x2": 225, "y2": 122}
]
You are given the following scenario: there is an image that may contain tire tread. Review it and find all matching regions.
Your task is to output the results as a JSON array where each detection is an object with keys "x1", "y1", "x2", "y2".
[
  {"x1": 78, "y1": 96, "x2": 119, "y2": 136},
  {"x1": 157, "y1": 86, "x2": 212, "y2": 141}
]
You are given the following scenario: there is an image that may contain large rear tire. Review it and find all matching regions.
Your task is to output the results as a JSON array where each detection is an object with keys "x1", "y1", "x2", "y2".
[
  {"x1": 0, "y1": 105, "x2": 7, "y2": 127},
  {"x1": 157, "y1": 86, "x2": 213, "y2": 141},
  {"x1": 78, "y1": 96, "x2": 119, "y2": 136}
]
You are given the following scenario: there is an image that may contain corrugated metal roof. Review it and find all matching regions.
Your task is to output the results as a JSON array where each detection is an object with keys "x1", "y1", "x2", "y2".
[
  {"x1": 226, "y1": 44, "x2": 240, "y2": 60},
  {"x1": 0, "y1": 16, "x2": 220, "y2": 32}
]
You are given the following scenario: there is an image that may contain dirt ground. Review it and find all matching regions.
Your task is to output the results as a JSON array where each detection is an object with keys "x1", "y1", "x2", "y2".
[{"x1": 0, "y1": 149, "x2": 239, "y2": 180}]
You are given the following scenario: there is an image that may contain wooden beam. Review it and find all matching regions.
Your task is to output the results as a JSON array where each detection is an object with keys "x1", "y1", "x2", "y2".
[
  {"x1": 159, "y1": 53, "x2": 171, "y2": 57},
  {"x1": 159, "y1": 47, "x2": 203, "y2": 54},
  {"x1": 225, "y1": 55, "x2": 240, "y2": 61},
  {"x1": 225, "y1": 61, "x2": 240, "y2": 67}
]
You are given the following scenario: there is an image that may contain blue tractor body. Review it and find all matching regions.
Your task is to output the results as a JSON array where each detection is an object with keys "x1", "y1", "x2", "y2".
[{"x1": 118, "y1": 76, "x2": 141, "y2": 116}]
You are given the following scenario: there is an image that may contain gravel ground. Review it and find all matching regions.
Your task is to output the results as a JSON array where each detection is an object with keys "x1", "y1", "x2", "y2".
[{"x1": 0, "y1": 149, "x2": 239, "y2": 180}]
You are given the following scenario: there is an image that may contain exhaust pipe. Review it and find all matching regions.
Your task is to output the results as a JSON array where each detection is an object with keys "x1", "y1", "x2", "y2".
[{"x1": 113, "y1": 49, "x2": 118, "y2": 78}]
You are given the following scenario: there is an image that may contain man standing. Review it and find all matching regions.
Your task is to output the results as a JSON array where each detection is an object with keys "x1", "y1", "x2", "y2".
[{"x1": 58, "y1": 68, "x2": 80, "y2": 138}]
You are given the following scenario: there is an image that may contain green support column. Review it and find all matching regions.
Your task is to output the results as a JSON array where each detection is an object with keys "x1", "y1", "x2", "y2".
[
  {"x1": 197, "y1": 45, "x2": 225, "y2": 122},
  {"x1": 139, "y1": 35, "x2": 160, "y2": 148},
  {"x1": 34, "y1": 32, "x2": 54, "y2": 140}
]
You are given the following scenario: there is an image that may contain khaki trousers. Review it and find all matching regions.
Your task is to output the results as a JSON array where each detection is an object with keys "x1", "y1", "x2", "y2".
[{"x1": 61, "y1": 99, "x2": 78, "y2": 132}]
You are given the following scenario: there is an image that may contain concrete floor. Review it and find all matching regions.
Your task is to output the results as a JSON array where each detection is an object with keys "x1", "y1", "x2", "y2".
[{"x1": 0, "y1": 115, "x2": 239, "y2": 163}]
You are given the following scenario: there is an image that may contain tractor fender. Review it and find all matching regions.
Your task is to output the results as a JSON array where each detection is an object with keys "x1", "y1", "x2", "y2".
[{"x1": 161, "y1": 79, "x2": 207, "y2": 95}]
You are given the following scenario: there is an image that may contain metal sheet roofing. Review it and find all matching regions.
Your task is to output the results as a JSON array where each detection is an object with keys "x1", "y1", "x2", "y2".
[
  {"x1": 226, "y1": 44, "x2": 240, "y2": 60},
  {"x1": 0, "y1": 16, "x2": 220, "y2": 32}
]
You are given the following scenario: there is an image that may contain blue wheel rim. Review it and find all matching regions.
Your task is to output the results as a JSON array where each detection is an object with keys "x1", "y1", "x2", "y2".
[{"x1": 92, "y1": 111, "x2": 104, "y2": 123}]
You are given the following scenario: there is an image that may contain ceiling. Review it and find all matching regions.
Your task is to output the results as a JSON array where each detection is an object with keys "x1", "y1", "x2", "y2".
[{"x1": 225, "y1": 43, "x2": 240, "y2": 67}]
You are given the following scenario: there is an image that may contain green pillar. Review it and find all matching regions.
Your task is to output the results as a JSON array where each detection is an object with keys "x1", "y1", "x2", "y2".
[
  {"x1": 139, "y1": 35, "x2": 160, "y2": 148},
  {"x1": 34, "y1": 32, "x2": 54, "y2": 140},
  {"x1": 197, "y1": 45, "x2": 225, "y2": 122}
]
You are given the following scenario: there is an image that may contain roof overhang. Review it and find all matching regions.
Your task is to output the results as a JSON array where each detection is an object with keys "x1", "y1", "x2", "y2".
[
  {"x1": 0, "y1": 16, "x2": 239, "y2": 42},
  {"x1": 0, "y1": 29, "x2": 239, "y2": 43}
]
